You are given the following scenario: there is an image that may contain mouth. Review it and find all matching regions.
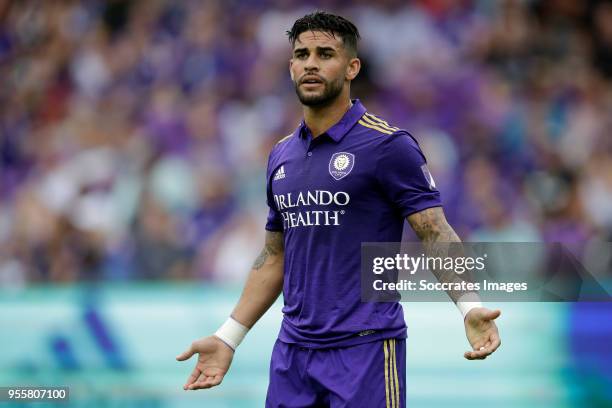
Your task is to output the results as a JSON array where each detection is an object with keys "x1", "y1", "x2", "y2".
[{"x1": 300, "y1": 76, "x2": 324, "y2": 87}]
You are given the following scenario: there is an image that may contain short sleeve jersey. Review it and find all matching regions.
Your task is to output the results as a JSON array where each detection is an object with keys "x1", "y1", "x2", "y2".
[{"x1": 265, "y1": 100, "x2": 441, "y2": 348}]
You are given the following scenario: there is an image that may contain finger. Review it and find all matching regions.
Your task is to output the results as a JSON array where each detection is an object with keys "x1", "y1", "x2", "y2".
[
  {"x1": 488, "y1": 333, "x2": 501, "y2": 354},
  {"x1": 464, "y1": 343, "x2": 490, "y2": 359},
  {"x1": 183, "y1": 366, "x2": 202, "y2": 390},
  {"x1": 470, "y1": 348, "x2": 488, "y2": 358},
  {"x1": 188, "y1": 375, "x2": 223, "y2": 390},
  {"x1": 176, "y1": 346, "x2": 194, "y2": 361},
  {"x1": 465, "y1": 347, "x2": 489, "y2": 359},
  {"x1": 468, "y1": 336, "x2": 501, "y2": 359},
  {"x1": 464, "y1": 350, "x2": 487, "y2": 360},
  {"x1": 187, "y1": 373, "x2": 206, "y2": 390},
  {"x1": 486, "y1": 309, "x2": 501, "y2": 321}
]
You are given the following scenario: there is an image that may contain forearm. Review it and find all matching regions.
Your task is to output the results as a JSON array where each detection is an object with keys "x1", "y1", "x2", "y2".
[
  {"x1": 230, "y1": 230, "x2": 284, "y2": 328},
  {"x1": 408, "y1": 206, "x2": 460, "y2": 244},
  {"x1": 407, "y1": 207, "x2": 478, "y2": 304}
]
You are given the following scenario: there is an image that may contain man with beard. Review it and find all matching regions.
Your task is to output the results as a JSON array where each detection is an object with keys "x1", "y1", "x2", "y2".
[{"x1": 177, "y1": 11, "x2": 501, "y2": 407}]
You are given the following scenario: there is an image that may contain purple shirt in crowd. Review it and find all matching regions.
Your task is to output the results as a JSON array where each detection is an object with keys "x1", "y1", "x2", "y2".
[{"x1": 265, "y1": 100, "x2": 442, "y2": 348}]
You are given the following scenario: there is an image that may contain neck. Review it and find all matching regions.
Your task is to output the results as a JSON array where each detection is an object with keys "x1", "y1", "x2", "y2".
[{"x1": 303, "y1": 93, "x2": 353, "y2": 138}]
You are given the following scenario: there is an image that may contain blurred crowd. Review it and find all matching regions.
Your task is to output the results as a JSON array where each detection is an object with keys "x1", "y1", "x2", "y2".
[{"x1": 1, "y1": 0, "x2": 611, "y2": 285}]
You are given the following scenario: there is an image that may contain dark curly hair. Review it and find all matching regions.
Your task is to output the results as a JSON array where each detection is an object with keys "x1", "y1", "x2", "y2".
[{"x1": 286, "y1": 11, "x2": 360, "y2": 57}]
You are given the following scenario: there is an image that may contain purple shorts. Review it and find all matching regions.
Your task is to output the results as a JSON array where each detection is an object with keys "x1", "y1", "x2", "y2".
[{"x1": 266, "y1": 338, "x2": 406, "y2": 408}]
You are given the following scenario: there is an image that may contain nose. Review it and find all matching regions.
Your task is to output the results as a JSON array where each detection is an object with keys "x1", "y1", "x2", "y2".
[{"x1": 304, "y1": 54, "x2": 320, "y2": 72}]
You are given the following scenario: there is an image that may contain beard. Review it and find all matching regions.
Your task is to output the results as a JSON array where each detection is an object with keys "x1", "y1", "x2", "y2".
[{"x1": 294, "y1": 75, "x2": 344, "y2": 107}]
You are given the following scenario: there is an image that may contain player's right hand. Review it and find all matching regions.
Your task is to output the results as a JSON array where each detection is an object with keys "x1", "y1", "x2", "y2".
[{"x1": 176, "y1": 335, "x2": 234, "y2": 390}]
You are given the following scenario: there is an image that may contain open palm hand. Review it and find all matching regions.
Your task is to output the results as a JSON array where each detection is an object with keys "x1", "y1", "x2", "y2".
[
  {"x1": 463, "y1": 308, "x2": 501, "y2": 360},
  {"x1": 176, "y1": 336, "x2": 234, "y2": 390}
]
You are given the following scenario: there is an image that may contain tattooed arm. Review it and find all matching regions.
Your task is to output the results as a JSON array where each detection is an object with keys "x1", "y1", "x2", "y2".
[
  {"x1": 407, "y1": 207, "x2": 502, "y2": 360},
  {"x1": 407, "y1": 206, "x2": 460, "y2": 243},
  {"x1": 406, "y1": 206, "x2": 467, "y2": 304},
  {"x1": 176, "y1": 230, "x2": 284, "y2": 390},
  {"x1": 230, "y1": 230, "x2": 285, "y2": 328}
]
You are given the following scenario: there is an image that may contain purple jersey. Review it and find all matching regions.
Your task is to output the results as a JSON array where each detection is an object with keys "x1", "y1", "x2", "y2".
[{"x1": 265, "y1": 100, "x2": 441, "y2": 348}]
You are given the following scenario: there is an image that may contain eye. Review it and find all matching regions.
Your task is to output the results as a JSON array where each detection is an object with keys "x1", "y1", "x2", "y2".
[
  {"x1": 320, "y1": 52, "x2": 332, "y2": 59},
  {"x1": 295, "y1": 53, "x2": 307, "y2": 60}
]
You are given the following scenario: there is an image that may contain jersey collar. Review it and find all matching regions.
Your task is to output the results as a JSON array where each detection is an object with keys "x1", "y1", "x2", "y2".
[{"x1": 298, "y1": 99, "x2": 366, "y2": 143}]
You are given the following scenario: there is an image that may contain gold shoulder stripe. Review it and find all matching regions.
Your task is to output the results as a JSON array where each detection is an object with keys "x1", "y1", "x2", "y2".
[
  {"x1": 365, "y1": 112, "x2": 399, "y2": 131},
  {"x1": 276, "y1": 134, "x2": 293, "y2": 144},
  {"x1": 361, "y1": 114, "x2": 398, "y2": 132},
  {"x1": 358, "y1": 119, "x2": 393, "y2": 135},
  {"x1": 365, "y1": 112, "x2": 399, "y2": 130}
]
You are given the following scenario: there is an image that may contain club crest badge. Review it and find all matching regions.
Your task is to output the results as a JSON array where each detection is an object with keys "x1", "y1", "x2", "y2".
[{"x1": 329, "y1": 152, "x2": 355, "y2": 180}]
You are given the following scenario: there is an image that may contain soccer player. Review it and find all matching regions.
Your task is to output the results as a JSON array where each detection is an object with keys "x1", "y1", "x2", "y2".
[{"x1": 177, "y1": 11, "x2": 501, "y2": 407}]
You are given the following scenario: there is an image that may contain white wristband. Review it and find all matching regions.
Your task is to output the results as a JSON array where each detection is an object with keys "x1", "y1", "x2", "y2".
[
  {"x1": 214, "y1": 317, "x2": 249, "y2": 351},
  {"x1": 456, "y1": 293, "x2": 483, "y2": 319}
]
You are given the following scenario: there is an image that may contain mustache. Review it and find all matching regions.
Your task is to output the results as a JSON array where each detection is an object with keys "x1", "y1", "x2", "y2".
[{"x1": 299, "y1": 74, "x2": 326, "y2": 84}]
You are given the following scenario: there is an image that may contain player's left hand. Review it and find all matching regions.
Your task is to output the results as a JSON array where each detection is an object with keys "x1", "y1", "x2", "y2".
[{"x1": 463, "y1": 307, "x2": 501, "y2": 360}]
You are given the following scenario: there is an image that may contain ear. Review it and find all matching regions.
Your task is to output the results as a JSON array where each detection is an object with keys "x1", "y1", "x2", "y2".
[
  {"x1": 345, "y1": 57, "x2": 361, "y2": 81},
  {"x1": 289, "y1": 59, "x2": 295, "y2": 81}
]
